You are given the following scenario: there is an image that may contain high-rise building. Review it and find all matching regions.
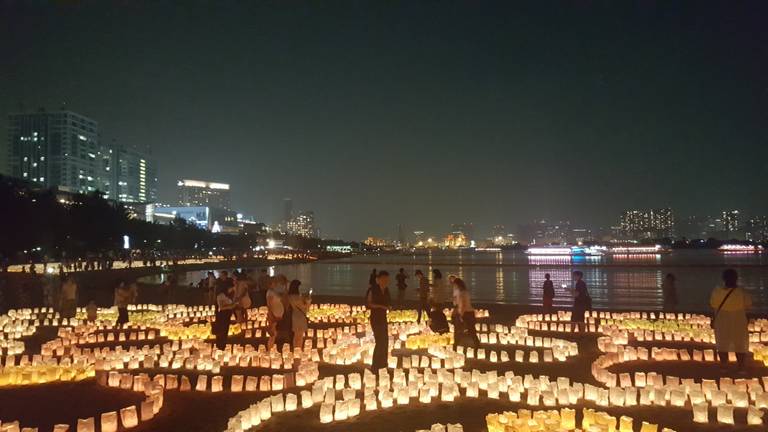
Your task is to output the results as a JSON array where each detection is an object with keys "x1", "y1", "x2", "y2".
[
  {"x1": 286, "y1": 210, "x2": 317, "y2": 238},
  {"x1": 396, "y1": 224, "x2": 406, "y2": 246},
  {"x1": 6, "y1": 110, "x2": 114, "y2": 198},
  {"x1": 282, "y1": 198, "x2": 293, "y2": 225},
  {"x1": 619, "y1": 208, "x2": 674, "y2": 239},
  {"x1": 177, "y1": 179, "x2": 231, "y2": 210},
  {"x1": 114, "y1": 142, "x2": 158, "y2": 203},
  {"x1": 746, "y1": 216, "x2": 768, "y2": 242},
  {"x1": 721, "y1": 210, "x2": 741, "y2": 238}
]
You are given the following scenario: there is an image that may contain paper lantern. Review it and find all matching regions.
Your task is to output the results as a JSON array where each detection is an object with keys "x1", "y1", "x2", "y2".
[
  {"x1": 53, "y1": 425, "x2": 69, "y2": 432},
  {"x1": 211, "y1": 375, "x2": 223, "y2": 392},
  {"x1": 348, "y1": 399, "x2": 361, "y2": 417},
  {"x1": 101, "y1": 412, "x2": 118, "y2": 432},
  {"x1": 732, "y1": 390, "x2": 749, "y2": 408},
  {"x1": 271, "y1": 394, "x2": 284, "y2": 413},
  {"x1": 717, "y1": 405, "x2": 734, "y2": 424},
  {"x1": 120, "y1": 406, "x2": 139, "y2": 429},
  {"x1": 285, "y1": 393, "x2": 298, "y2": 411},
  {"x1": 301, "y1": 390, "x2": 313, "y2": 409},
  {"x1": 334, "y1": 400, "x2": 348, "y2": 421},
  {"x1": 747, "y1": 406, "x2": 764, "y2": 425},
  {"x1": 76, "y1": 418, "x2": 95, "y2": 432},
  {"x1": 319, "y1": 402, "x2": 334, "y2": 423},
  {"x1": 195, "y1": 375, "x2": 207, "y2": 391},
  {"x1": 141, "y1": 400, "x2": 154, "y2": 421},
  {"x1": 231, "y1": 375, "x2": 244, "y2": 392},
  {"x1": 639, "y1": 422, "x2": 658, "y2": 432},
  {"x1": 692, "y1": 403, "x2": 708, "y2": 423}
]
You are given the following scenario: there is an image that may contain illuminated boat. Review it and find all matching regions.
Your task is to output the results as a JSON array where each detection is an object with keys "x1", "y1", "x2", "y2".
[
  {"x1": 607, "y1": 245, "x2": 670, "y2": 255},
  {"x1": 718, "y1": 244, "x2": 765, "y2": 253},
  {"x1": 525, "y1": 246, "x2": 605, "y2": 256}
]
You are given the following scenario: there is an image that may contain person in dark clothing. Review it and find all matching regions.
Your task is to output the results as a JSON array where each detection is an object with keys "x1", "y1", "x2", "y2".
[
  {"x1": 395, "y1": 268, "x2": 408, "y2": 305},
  {"x1": 367, "y1": 270, "x2": 391, "y2": 372},
  {"x1": 214, "y1": 283, "x2": 236, "y2": 350},
  {"x1": 368, "y1": 268, "x2": 377, "y2": 287},
  {"x1": 571, "y1": 271, "x2": 591, "y2": 332},
  {"x1": 427, "y1": 300, "x2": 449, "y2": 334},
  {"x1": 662, "y1": 273, "x2": 678, "y2": 312},
  {"x1": 415, "y1": 270, "x2": 430, "y2": 323},
  {"x1": 542, "y1": 273, "x2": 555, "y2": 314}
]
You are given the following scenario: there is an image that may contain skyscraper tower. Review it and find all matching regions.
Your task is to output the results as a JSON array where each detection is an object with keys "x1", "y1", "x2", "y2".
[{"x1": 282, "y1": 198, "x2": 293, "y2": 224}]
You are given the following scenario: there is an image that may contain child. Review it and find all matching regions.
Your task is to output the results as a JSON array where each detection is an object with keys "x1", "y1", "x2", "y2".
[{"x1": 428, "y1": 301, "x2": 449, "y2": 334}]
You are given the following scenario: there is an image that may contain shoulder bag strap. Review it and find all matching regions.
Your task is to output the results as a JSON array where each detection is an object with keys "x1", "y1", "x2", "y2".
[{"x1": 713, "y1": 288, "x2": 736, "y2": 324}]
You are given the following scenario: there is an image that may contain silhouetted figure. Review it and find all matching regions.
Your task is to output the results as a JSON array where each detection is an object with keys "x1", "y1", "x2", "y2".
[
  {"x1": 367, "y1": 270, "x2": 391, "y2": 372},
  {"x1": 662, "y1": 273, "x2": 678, "y2": 312},
  {"x1": 59, "y1": 275, "x2": 78, "y2": 318},
  {"x1": 542, "y1": 273, "x2": 555, "y2": 314},
  {"x1": 214, "y1": 283, "x2": 236, "y2": 350},
  {"x1": 369, "y1": 268, "x2": 377, "y2": 287},
  {"x1": 114, "y1": 281, "x2": 131, "y2": 327},
  {"x1": 711, "y1": 269, "x2": 751, "y2": 371},
  {"x1": 431, "y1": 269, "x2": 445, "y2": 303},
  {"x1": 415, "y1": 270, "x2": 430, "y2": 323},
  {"x1": 571, "y1": 271, "x2": 591, "y2": 332}
]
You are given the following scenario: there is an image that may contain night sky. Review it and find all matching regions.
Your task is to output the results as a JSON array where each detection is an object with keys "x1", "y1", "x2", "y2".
[{"x1": 2, "y1": 1, "x2": 767, "y2": 240}]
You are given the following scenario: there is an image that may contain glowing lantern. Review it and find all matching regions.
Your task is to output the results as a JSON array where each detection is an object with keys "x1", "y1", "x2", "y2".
[
  {"x1": 692, "y1": 403, "x2": 708, "y2": 423},
  {"x1": 319, "y1": 402, "x2": 334, "y2": 423},
  {"x1": 285, "y1": 393, "x2": 298, "y2": 411},
  {"x1": 120, "y1": 406, "x2": 139, "y2": 429},
  {"x1": 747, "y1": 406, "x2": 764, "y2": 425},
  {"x1": 76, "y1": 418, "x2": 95, "y2": 432},
  {"x1": 195, "y1": 375, "x2": 207, "y2": 391},
  {"x1": 101, "y1": 412, "x2": 118, "y2": 432},
  {"x1": 717, "y1": 405, "x2": 734, "y2": 424}
]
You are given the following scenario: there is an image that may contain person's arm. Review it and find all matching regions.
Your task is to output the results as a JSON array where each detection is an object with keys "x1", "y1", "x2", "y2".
[{"x1": 709, "y1": 289, "x2": 719, "y2": 310}]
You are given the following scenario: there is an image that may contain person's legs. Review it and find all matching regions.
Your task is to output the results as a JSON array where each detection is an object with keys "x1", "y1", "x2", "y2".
[
  {"x1": 463, "y1": 312, "x2": 480, "y2": 348},
  {"x1": 736, "y1": 352, "x2": 746, "y2": 369},
  {"x1": 293, "y1": 329, "x2": 305, "y2": 349},
  {"x1": 371, "y1": 320, "x2": 388, "y2": 372},
  {"x1": 267, "y1": 320, "x2": 277, "y2": 349},
  {"x1": 718, "y1": 351, "x2": 729, "y2": 365}
]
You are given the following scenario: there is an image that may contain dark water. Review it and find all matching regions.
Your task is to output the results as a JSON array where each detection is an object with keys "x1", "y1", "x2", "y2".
[{"x1": 139, "y1": 250, "x2": 768, "y2": 312}]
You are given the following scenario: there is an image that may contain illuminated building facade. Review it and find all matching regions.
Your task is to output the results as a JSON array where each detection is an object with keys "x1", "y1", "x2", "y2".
[
  {"x1": 619, "y1": 208, "x2": 674, "y2": 239},
  {"x1": 177, "y1": 179, "x2": 231, "y2": 210},
  {"x1": 114, "y1": 143, "x2": 157, "y2": 203},
  {"x1": 746, "y1": 216, "x2": 768, "y2": 242},
  {"x1": 154, "y1": 205, "x2": 238, "y2": 233},
  {"x1": 286, "y1": 210, "x2": 318, "y2": 238},
  {"x1": 721, "y1": 209, "x2": 741, "y2": 238},
  {"x1": 6, "y1": 110, "x2": 113, "y2": 198}
]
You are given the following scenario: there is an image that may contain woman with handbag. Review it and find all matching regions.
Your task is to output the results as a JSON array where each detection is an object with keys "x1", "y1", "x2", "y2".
[{"x1": 710, "y1": 269, "x2": 752, "y2": 371}]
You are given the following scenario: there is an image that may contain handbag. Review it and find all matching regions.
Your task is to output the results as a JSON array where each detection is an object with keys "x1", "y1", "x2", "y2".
[{"x1": 712, "y1": 287, "x2": 736, "y2": 326}]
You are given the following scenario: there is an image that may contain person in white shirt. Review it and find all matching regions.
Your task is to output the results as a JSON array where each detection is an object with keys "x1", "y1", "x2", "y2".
[
  {"x1": 214, "y1": 283, "x2": 237, "y2": 350},
  {"x1": 266, "y1": 274, "x2": 288, "y2": 349},
  {"x1": 288, "y1": 279, "x2": 312, "y2": 348}
]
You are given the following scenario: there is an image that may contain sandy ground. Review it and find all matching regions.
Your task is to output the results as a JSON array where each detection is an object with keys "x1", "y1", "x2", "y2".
[{"x1": 1, "y1": 280, "x2": 767, "y2": 431}]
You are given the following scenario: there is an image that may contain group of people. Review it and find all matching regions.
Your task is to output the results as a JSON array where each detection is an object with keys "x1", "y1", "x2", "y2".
[
  {"x1": 365, "y1": 267, "x2": 479, "y2": 372},
  {"x1": 211, "y1": 270, "x2": 312, "y2": 351},
  {"x1": 540, "y1": 268, "x2": 753, "y2": 372}
]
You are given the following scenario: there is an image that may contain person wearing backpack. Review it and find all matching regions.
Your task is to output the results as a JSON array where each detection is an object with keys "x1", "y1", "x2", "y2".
[{"x1": 710, "y1": 269, "x2": 752, "y2": 372}]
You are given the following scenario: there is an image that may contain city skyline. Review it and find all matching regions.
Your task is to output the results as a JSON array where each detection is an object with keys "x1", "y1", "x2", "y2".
[{"x1": 2, "y1": 2, "x2": 767, "y2": 240}]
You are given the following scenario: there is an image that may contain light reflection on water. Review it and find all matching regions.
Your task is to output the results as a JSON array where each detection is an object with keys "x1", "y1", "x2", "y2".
[{"x1": 140, "y1": 250, "x2": 768, "y2": 312}]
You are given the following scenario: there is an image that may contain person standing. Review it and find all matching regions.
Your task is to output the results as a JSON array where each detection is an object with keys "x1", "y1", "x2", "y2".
[
  {"x1": 710, "y1": 269, "x2": 751, "y2": 371},
  {"x1": 214, "y1": 282, "x2": 237, "y2": 350},
  {"x1": 662, "y1": 273, "x2": 678, "y2": 312},
  {"x1": 233, "y1": 271, "x2": 251, "y2": 323},
  {"x1": 431, "y1": 269, "x2": 445, "y2": 303},
  {"x1": 415, "y1": 270, "x2": 430, "y2": 323},
  {"x1": 571, "y1": 271, "x2": 591, "y2": 332},
  {"x1": 288, "y1": 279, "x2": 311, "y2": 348},
  {"x1": 266, "y1": 274, "x2": 288, "y2": 349},
  {"x1": 204, "y1": 271, "x2": 217, "y2": 305},
  {"x1": 452, "y1": 278, "x2": 479, "y2": 348},
  {"x1": 395, "y1": 268, "x2": 408, "y2": 305},
  {"x1": 59, "y1": 275, "x2": 78, "y2": 319},
  {"x1": 368, "y1": 268, "x2": 377, "y2": 288},
  {"x1": 367, "y1": 270, "x2": 391, "y2": 372},
  {"x1": 114, "y1": 281, "x2": 131, "y2": 328},
  {"x1": 542, "y1": 273, "x2": 555, "y2": 314},
  {"x1": 256, "y1": 268, "x2": 271, "y2": 307}
]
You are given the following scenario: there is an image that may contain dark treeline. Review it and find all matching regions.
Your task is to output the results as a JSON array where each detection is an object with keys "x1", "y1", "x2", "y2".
[{"x1": 0, "y1": 175, "x2": 262, "y2": 264}]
